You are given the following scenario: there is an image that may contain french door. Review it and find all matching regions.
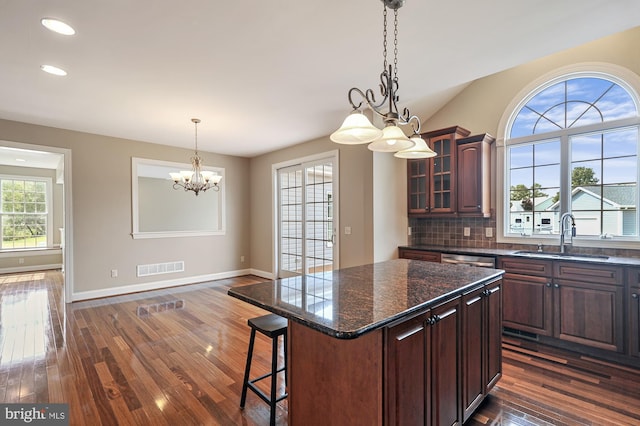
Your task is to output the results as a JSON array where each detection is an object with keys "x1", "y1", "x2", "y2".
[{"x1": 277, "y1": 157, "x2": 337, "y2": 278}]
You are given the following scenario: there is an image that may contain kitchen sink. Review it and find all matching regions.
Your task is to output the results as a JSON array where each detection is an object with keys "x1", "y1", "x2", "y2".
[{"x1": 513, "y1": 250, "x2": 609, "y2": 261}]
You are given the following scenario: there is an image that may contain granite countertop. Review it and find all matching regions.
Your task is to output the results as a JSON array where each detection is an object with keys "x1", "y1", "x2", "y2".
[
  {"x1": 227, "y1": 259, "x2": 503, "y2": 339},
  {"x1": 400, "y1": 245, "x2": 640, "y2": 266}
]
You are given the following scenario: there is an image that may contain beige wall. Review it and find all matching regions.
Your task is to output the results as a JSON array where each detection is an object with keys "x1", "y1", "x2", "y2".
[
  {"x1": 249, "y1": 135, "x2": 374, "y2": 275},
  {"x1": 0, "y1": 119, "x2": 251, "y2": 299}
]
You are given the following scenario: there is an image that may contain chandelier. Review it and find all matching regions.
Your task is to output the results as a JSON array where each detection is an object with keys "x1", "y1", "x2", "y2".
[
  {"x1": 169, "y1": 118, "x2": 222, "y2": 196},
  {"x1": 330, "y1": 0, "x2": 435, "y2": 159}
]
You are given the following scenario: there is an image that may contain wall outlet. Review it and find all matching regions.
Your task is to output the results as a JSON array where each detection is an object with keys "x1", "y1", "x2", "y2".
[
  {"x1": 485, "y1": 227, "x2": 493, "y2": 238},
  {"x1": 407, "y1": 227, "x2": 412, "y2": 236},
  {"x1": 344, "y1": 226, "x2": 352, "y2": 235},
  {"x1": 18, "y1": 258, "x2": 24, "y2": 264},
  {"x1": 111, "y1": 269, "x2": 118, "y2": 278},
  {"x1": 240, "y1": 255, "x2": 245, "y2": 263},
  {"x1": 463, "y1": 227, "x2": 471, "y2": 237}
]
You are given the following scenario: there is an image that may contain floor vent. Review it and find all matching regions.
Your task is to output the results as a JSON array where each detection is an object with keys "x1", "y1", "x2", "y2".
[
  {"x1": 137, "y1": 261, "x2": 184, "y2": 277},
  {"x1": 503, "y1": 327, "x2": 539, "y2": 341},
  {"x1": 137, "y1": 299, "x2": 185, "y2": 317}
]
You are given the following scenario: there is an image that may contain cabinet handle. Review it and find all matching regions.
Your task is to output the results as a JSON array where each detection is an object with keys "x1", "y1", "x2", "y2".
[
  {"x1": 633, "y1": 293, "x2": 639, "y2": 299},
  {"x1": 477, "y1": 205, "x2": 481, "y2": 209},
  {"x1": 554, "y1": 283, "x2": 560, "y2": 288},
  {"x1": 546, "y1": 282, "x2": 552, "y2": 287},
  {"x1": 395, "y1": 326, "x2": 425, "y2": 341}
]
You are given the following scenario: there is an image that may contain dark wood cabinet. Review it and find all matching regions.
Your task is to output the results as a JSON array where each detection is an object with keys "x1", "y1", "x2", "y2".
[
  {"x1": 553, "y1": 262, "x2": 624, "y2": 353},
  {"x1": 398, "y1": 248, "x2": 441, "y2": 262},
  {"x1": 461, "y1": 279, "x2": 502, "y2": 423},
  {"x1": 498, "y1": 258, "x2": 553, "y2": 336},
  {"x1": 499, "y1": 257, "x2": 624, "y2": 353},
  {"x1": 385, "y1": 313, "x2": 428, "y2": 425},
  {"x1": 456, "y1": 134, "x2": 495, "y2": 217},
  {"x1": 385, "y1": 297, "x2": 462, "y2": 426},
  {"x1": 630, "y1": 285, "x2": 640, "y2": 358},
  {"x1": 626, "y1": 268, "x2": 640, "y2": 358},
  {"x1": 407, "y1": 126, "x2": 470, "y2": 216}
]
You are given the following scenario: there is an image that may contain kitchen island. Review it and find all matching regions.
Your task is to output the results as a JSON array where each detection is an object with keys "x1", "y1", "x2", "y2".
[{"x1": 228, "y1": 259, "x2": 504, "y2": 425}]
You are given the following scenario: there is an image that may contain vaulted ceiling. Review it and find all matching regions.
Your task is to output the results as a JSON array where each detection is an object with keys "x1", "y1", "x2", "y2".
[{"x1": 2, "y1": 1, "x2": 640, "y2": 157}]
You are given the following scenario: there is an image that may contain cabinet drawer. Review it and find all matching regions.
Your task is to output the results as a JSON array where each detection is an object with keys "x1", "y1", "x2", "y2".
[
  {"x1": 497, "y1": 257, "x2": 552, "y2": 277},
  {"x1": 554, "y1": 262, "x2": 623, "y2": 286},
  {"x1": 627, "y1": 267, "x2": 640, "y2": 287},
  {"x1": 399, "y1": 249, "x2": 441, "y2": 263}
]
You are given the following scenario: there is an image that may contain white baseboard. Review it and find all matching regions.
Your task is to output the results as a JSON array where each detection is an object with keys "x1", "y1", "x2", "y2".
[
  {"x1": 248, "y1": 268, "x2": 275, "y2": 280},
  {"x1": 0, "y1": 264, "x2": 62, "y2": 274},
  {"x1": 70, "y1": 268, "x2": 254, "y2": 302}
]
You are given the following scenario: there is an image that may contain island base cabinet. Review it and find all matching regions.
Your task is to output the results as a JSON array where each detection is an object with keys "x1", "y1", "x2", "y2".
[
  {"x1": 461, "y1": 279, "x2": 502, "y2": 423},
  {"x1": 287, "y1": 321, "x2": 383, "y2": 426},
  {"x1": 385, "y1": 297, "x2": 462, "y2": 426}
]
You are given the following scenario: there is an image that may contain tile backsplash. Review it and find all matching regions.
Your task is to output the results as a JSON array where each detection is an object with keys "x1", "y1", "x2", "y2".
[{"x1": 408, "y1": 216, "x2": 640, "y2": 258}]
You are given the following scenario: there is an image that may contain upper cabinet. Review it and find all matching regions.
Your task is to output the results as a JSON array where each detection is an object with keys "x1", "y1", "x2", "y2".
[
  {"x1": 407, "y1": 126, "x2": 494, "y2": 218},
  {"x1": 407, "y1": 126, "x2": 470, "y2": 216},
  {"x1": 457, "y1": 133, "x2": 495, "y2": 217}
]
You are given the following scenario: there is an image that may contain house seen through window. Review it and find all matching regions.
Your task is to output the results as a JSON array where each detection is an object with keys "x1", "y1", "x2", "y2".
[
  {"x1": 505, "y1": 75, "x2": 639, "y2": 240},
  {"x1": 1, "y1": 177, "x2": 50, "y2": 249}
]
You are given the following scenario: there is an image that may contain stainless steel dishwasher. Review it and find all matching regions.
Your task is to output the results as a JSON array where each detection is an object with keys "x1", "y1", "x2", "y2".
[{"x1": 440, "y1": 253, "x2": 496, "y2": 268}]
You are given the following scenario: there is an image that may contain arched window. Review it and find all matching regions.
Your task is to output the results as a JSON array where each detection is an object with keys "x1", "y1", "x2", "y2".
[{"x1": 503, "y1": 73, "x2": 640, "y2": 241}]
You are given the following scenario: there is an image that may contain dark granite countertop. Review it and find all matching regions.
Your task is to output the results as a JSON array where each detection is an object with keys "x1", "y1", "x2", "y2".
[
  {"x1": 399, "y1": 245, "x2": 640, "y2": 266},
  {"x1": 227, "y1": 259, "x2": 503, "y2": 339}
]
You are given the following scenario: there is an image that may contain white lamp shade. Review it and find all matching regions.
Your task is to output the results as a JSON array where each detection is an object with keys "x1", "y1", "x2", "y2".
[
  {"x1": 394, "y1": 136, "x2": 437, "y2": 159},
  {"x1": 180, "y1": 170, "x2": 194, "y2": 182},
  {"x1": 200, "y1": 171, "x2": 214, "y2": 182},
  {"x1": 330, "y1": 112, "x2": 383, "y2": 144},
  {"x1": 210, "y1": 174, "x2": 223, "y2": 185},
  {"x1": 367, "y1": 125, "x2": 414, "y2": 152},
  {"x1": 169, "y1": 172, "x2": 182, "y2": 183}
]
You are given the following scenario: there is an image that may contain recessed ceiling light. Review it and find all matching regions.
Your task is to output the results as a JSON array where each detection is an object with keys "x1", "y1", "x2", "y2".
[
  {"x1": 41, "y1": 18, "x2": 75, "y2": 35},
  {"x1": 40, "y1": 65, "x2": 67, "y2": 76}
]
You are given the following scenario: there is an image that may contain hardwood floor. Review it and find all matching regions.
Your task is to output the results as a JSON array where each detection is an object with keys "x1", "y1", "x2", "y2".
[{"x1": 0, "y1": 270, "x2": 639, "y2": 425}]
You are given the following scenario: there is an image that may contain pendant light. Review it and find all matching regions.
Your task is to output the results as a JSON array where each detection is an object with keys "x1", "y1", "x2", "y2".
[{"x1": 330, "y1": 0, "x2": 432, "y2": 158}]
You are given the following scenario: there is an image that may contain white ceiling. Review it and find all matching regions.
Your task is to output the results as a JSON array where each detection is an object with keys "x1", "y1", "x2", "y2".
[{"x1": 1, "y1": 0, "x2": 640, "y2": 159}]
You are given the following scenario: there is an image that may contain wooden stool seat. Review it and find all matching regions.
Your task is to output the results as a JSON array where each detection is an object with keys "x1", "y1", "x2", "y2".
[{"x1": 240, "y1": 313, "x2": 288, "y2": 426}]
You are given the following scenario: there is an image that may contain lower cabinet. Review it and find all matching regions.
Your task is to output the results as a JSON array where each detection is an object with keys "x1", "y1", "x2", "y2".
[
  {"x1": 461, "y1": 280, "x2": 502, "y2": 422},
  {"x1": 627, "y1": 268, "x2": 640, "y2": 358},
  {"x1": 385, "y1": 297, "x2": 461, "y2": 426},
  {"x1": 385, "y1": 278, "x2": 502, "y2": 426},
  {"x1": 501, "y1": 272, "x2": 553, "y2": 336},
  {"x1": 499, "y1": 257, "x2": 625, "y2": 354}
]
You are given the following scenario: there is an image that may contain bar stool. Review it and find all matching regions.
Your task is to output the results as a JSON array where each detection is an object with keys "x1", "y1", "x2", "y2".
[{"x1": 240, "y1": 313, "x2": 288, "y2": 426}]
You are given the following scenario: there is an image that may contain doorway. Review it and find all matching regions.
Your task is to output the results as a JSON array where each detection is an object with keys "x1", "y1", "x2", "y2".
[
  {"x1": 0, "y1": 142, "x2": 72, "y2": 301},
  {"x1": 276, "y1": 153, "x2": 338, "y2": 279}
]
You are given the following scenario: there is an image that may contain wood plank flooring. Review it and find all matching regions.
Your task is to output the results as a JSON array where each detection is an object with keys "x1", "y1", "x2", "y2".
[{"x1": 0, "y1": 270, "x2": 639, "y2": 425}]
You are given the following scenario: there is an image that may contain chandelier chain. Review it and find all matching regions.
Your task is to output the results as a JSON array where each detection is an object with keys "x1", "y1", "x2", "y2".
[
  {"x1": 382, "y1": 3, "x2": 388, "y2": 70},
  {"x1": 393, "y1": 8, "x2": 398, "y2": 81}
]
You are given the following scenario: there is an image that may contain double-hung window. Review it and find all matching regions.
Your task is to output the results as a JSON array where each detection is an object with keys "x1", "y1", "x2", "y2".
[
  {"x1": 503, "y1": 73, "x2": 640, "y2": 243},
  {"x1": 0, "y1": 176, "x2": 51, "y2": 249}
]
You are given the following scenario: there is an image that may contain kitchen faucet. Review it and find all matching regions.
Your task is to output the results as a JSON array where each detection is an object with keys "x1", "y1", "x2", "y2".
[{"x1": 560, "y1": 212, "x2": 576, "y2": 254}]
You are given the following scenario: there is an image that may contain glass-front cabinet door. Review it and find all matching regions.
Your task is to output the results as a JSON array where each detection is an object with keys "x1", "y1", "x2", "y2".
[
  {"x1": 407, "y1": 126, "x2": 470, "y2": 217},
  {"x1": 431, "y1": 135, "x2": 455, "y2": 214}
]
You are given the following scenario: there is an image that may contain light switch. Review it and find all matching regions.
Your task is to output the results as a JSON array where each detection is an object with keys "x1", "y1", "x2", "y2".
[
  {"x1": 463, "y1": 227, "x2": 471, "y2": 237},
  {"x1": 344, "y1": 226, "x2": 352, "y2": 235},
  {"x1": 485, "y1": 227, "x2": 493, "y2": 238}
]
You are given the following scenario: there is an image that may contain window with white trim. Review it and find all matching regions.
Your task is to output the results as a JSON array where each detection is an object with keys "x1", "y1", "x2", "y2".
[
  {"x1": 504, "y1": 74, "x2": 640, "y2": 241},
  {"x1": 1, "y1": 176, "x2": 51, "y2": 249}
]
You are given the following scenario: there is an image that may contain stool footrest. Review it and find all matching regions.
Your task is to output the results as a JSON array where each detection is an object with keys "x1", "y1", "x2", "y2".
[{"x1": 247, "y1": 381, "x2": 288, "y2": 406}]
